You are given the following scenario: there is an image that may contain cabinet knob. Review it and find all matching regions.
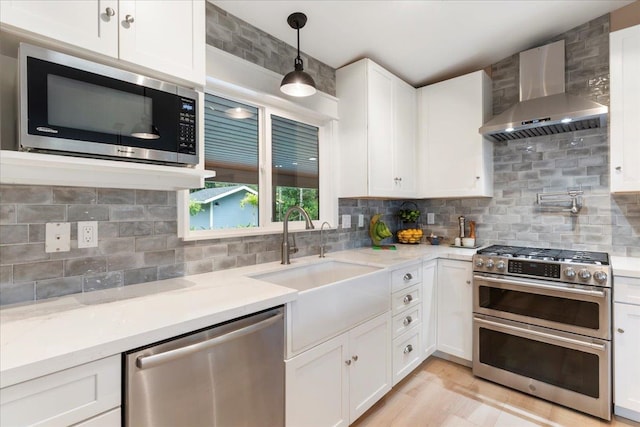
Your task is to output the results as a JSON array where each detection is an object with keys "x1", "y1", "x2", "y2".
[
  {"x1": 403, "y1": 344, "x2": 413, "y2": 354},
  {"x1": 345, "y1": 359, "x2": 352, "y2": 366},
  {"x1": 403, "y1": 316, "x2": 413, "y2": 326},
  {"x1": 352, "y1": 355, "x2": 358, "y2": 362},
  {"x1": 403, "y1": 294, "x2": 413, "y2": 304},
  {"x1": 403, "y1": 273, "x2": 413, "y2": 281},
  {"x1": 466, "y1": 280, "x2": 471, "y2": 284},
  {"x1": 125, "y1": 14, "x2": 135, "y2": 24},
  {"x1": 476, "y1": 176, "x2": 480, "y2": 180},
  {"x1": 615, "y1": 166, "x2": 622, "y2": 171},
  {"x1": 617, "y1": 328, "x2": 625, "y2": 334},
  {"x1": 105, "y1": 7, "x2": 115, "y2": 17}
]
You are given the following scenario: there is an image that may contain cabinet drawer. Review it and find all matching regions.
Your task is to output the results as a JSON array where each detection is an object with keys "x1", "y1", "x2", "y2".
[
  {"x1": 74, "y1": 408, "x2": 121, "y2": 427},
  {"x1": 392, "y1": 306, "x2": 421, "y2": 338},
  {"x1": 392, "y1": 284, "x2": 421, "y2": 315},
  {"x1": 615, "y1": 276, "x2": 640, "y2": 305},
  {"x1": 391, "y1": 264, "x2": 421, "y2": 292},
  {"x1": 392, "y1": 328, "x2": 421, "y2": 385},
  {"x1": 0, "y1": 355, "x2": 120, "y2": 427}
]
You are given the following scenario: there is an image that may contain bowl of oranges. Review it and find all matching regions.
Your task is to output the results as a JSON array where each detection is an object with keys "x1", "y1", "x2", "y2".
[{"x1": 397, "y1": 228, "x2": 423, "y2": 244}]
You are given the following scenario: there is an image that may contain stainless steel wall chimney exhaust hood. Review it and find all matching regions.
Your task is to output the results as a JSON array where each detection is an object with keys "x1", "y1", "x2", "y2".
[{"x1": 479, "y1": 40, "x2": 608, "y2": 142}]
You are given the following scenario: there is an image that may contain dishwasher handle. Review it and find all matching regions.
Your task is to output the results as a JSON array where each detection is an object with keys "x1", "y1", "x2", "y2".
[{"x1": 136, "y1": 311, "x2": 283, "y2": 370}]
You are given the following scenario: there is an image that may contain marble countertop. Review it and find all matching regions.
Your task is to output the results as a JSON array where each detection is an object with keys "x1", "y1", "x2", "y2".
[{"x1": 1, "y1": 244, "x2": 637, "y2": 389}]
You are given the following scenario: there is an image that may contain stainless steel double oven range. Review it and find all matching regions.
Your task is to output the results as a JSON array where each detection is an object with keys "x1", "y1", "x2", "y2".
[{"x1": 472, "y1": 245, "x2": 612, "y2": 420}]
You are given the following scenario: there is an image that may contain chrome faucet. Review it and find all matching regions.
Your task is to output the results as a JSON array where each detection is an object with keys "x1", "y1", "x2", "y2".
[
  {"x1": 281, "y1": 206, "x2": 315, "y2": 264},
  {"x1": 319, "y1": 221, "x2": 332, "y2": 258}
]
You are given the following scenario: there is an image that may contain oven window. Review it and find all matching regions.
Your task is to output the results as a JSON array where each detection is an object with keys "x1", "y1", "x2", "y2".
[
  {"x1": 478, "y1": 286, "x2": 599, "y2": 329},
  {"x1": 479, "y1": 327, "x2": 599, "y2": 398}
]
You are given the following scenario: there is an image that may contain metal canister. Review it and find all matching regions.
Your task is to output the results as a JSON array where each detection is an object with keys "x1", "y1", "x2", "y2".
[{"x1": 458, "y1": 216, "x2": 466, "y2": 238}]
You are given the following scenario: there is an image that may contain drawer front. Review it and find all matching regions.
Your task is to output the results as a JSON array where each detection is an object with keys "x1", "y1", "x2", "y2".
[
  {"x1": 614, "y1": 276, "x2": 640, "y2": 305},
  {"x1": 392, "y1": 284, "x2": 421, "y2": 316},
  {"x1": 392, "y1": 306, "x2": 421, "y2": 338},
  {"x1": 0, "y1": 355, "x2": 120, "y2": 427},
  {"x1": 74, "y1": 407, "x2": 121, "y2": 427},
  {"x1": 392, "y1": 328, "x2": 421, "y2": 386},
  {"x1": 391, "y1": 264, "x2": 421, "y2": 292}
]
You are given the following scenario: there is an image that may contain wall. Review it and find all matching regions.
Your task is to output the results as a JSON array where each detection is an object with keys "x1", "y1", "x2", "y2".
[{"x1": 416, "y1": 14, "x2": 640, "y2": 257}]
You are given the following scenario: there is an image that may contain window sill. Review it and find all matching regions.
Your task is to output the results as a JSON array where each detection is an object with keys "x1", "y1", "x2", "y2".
[{"x1": 0, "y1": 150, "x2": 215, "y2": 191}]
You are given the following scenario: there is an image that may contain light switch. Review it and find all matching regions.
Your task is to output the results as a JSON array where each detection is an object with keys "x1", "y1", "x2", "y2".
[
  {"x1": 45, "y1": 222, "x2": 71, "y2": 253},
  {"x1": 342, "y1": 214, "x2": 351, "y2": 229}
]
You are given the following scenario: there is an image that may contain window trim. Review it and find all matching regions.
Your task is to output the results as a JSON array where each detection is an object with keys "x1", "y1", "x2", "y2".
[{"x1": 177, "y1": 90, "x2": 337, "y2": 241}]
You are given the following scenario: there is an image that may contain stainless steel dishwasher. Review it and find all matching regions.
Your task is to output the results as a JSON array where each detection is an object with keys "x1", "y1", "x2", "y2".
[{"x1": 124, "y1": 306, "x2": 284, "y2": 427}]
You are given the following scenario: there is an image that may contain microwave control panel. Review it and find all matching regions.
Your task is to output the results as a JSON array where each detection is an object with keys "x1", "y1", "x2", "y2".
[{"x1": 179, "y1": 98, "x2": 196, "y2": 154}]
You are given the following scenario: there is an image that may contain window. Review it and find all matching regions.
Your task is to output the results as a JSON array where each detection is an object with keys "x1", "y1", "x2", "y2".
[{"x1": 181, "y1": 92, "x2": 330, "y2": 239}]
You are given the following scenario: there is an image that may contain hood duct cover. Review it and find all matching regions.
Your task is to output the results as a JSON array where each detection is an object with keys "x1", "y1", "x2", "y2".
[{"x1": 480, "y1": 40, "x2": 608, "y2": 142}]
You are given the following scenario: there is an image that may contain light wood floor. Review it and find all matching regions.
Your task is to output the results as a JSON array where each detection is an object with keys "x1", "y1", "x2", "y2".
[{"x1": 353, "y1": 357, "x2": 640, "y2": 427}]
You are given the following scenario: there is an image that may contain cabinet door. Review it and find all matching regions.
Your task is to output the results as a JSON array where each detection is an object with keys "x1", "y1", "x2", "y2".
[
  {"x1": 614, "y1": 302, "x2": 640, "y2": 420},
  {"x1": 610, "y1": 25, "x2": 640, "y2": 193},
  {"x1": 419, "y1": 71, "x2": 492, "y2": 198},
  {"x1": 0, "y1": 0, "x2": 118, "y2": 56},
  {"x1": 367, "y1": 63, "x2": 395, "y2": 196},
  {"x1": 118, "y1": 0, "x2": 205, "y2": 85},
  {"x1": 436, "y1": 259, "x2": 473, "y2": 361},
  {"x1": 285, "y1": 333, "x2": 350, "y2": 427},
  {"x1": 349, "y1": 313, "x2": 391, "y2": 423},
  {"x1": 393, "y1": 78, "x2": 417, "y2": 196},
  {"x1": 422, "y1": 259, "x2": 438, "y2": 359}
]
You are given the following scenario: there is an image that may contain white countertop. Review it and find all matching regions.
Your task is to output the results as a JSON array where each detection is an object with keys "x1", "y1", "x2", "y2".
[{"x1": 1, "y1": 244, "x2": 636, "y2": 389}]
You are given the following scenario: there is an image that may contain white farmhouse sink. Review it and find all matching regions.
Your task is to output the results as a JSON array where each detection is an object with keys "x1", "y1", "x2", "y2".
[
  {"x1": 252, "y1": 260, "x2": 390, "y2": 356},
  {"x1": 252, "y1": 260, "x2": 381, "y2": 291}
]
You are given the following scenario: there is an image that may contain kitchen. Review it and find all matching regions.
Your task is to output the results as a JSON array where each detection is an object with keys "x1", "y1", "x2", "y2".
[{"x1": 1, "y1": 0, "x2": 639, "y2": 426}]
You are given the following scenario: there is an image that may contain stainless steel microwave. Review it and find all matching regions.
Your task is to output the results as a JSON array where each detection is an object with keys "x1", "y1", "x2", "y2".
[{"x1": 19, "y1": 44, "x2": 199, "y2": 166}]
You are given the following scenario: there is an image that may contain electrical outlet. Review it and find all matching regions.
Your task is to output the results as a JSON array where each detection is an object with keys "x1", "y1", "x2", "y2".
[
  {"x1": 427, "y1": 213, "x2": 435, "y2": 225},
  {"x1": 342, "y1": 214, "x2": 351, "y2": 229},
  {"x1": 45, "y1": 222, "x2": 71, "y2": 253},
  {"x1": 78, "y1": 221, "x2": 98, "y2": 248},
  {"x1": 358, "y1": 214, "x2": 364, "y2": 227}
]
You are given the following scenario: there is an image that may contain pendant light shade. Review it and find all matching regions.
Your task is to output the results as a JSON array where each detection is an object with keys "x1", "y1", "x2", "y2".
[{"x1": 280, "y1": 12, "x2": 316, "y2": 97}]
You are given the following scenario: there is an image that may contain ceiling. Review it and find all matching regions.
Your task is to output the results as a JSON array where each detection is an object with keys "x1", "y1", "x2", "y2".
[{"x1": 211, "y1": 0, "x2": 634, "y2": 87}]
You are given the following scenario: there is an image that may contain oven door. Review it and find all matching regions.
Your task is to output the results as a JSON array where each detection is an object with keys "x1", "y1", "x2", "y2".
[
  {"x1": 473, "y1": 273, "x2": 610, "y2": 339},
  {"x1": 473, "y1": 314, "x2": 611, "y2": 420}
]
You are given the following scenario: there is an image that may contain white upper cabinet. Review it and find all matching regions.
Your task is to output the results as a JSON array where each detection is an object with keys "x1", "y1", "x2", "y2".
[
  {"x1": 418, "y1": 70, "x2": 493, "y2": 198},
  {"x1": 337, "y1": 58, "x2": 417, "y2": 198},
  {"x1": 610, "y1": 24, "x2": 640, "y2": 193},
  {"x1": 0, "y1": 0, "x2": 205, "y2": 85}
]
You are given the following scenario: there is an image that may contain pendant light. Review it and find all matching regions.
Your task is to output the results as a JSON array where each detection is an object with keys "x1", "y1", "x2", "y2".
[{"x1": 280, "y1": 12, "x2": 316, "y2": 97}]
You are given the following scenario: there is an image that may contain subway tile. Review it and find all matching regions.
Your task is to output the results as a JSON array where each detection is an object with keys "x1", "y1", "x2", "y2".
[
  {"x1": 53, "y1": 187, "x2": 97, "y2": 204},
  {"x1": 17, "y1": 205, "x2": 66, "y2": 223},
  {"x1": 186, "y1": 259, "x2": 213, "y2": 275},
  {"x1": 176, "y1": 246, "x2": 203, "y2": 262},
  {"x1": 0, "y1": 243, "x2": 48, "y2": 264},
  {"x1": 68, "y1": 205, "x2": 110, "y2": 221},
  {"x1": 110, "y1": 205, "x2": 145, "y2": 221},
  {"x1": 213, "y1": 256, "x2": 237, "y2": 271},
  {"x1": 29, "y1": 224, "x2": 45, "y2": 242},
  {"x1": 98, "y1": 222, "x2": 120, "y2": 238},
  {"x1": 136, "y1": 190, "x2": 168, "y2": 205},
  {"x1": 135, "y1": 236, "x2": 167, "y2": 252},
  {"x1": 202, "y1": 244, "x2": 228, "y2": 258},
  {"x1": 154, "y1": 221, "x2": 177, "y2": 235},
  {"x1": 97, "y1": 189, "x2": 135, "y2": 204},
  {"x1": 146, "y1": 206, "x2": 177, "y2": 221},
  {"x1": 36, "y1": 277, "x2": 82, "y2": 300},
  {"x1": 144, "y1": 250, "x2": 175, "y2": 266},
  {"x1": 83, "y1": 271, "x2": 123, "y2": 292},
  {"x1": 99, "y1": 238, "x2": 135, "y2": 255},
  {"x1": 0, "y1": 282, "x2": 35, "y2": 306},
  {"x1": 0, "y1": 205, "x2": 16, "y2": 224},
  {"x1": 64, "y1": 256, "x2": 107, "y2": 276},
  {"x1": 0, "y1": 265, "x2": 12, "y2": 285},
  {"x1": 124, "y1": 267, "x2": 158, "y2": 286},
  {"x1": 119, "y1": 221, "x2": 153, "y2": 237},
  {"x1": 0, "y1": 225, "x2": 28, "y2": 244},
  {"x1": 158, "y1": 263, "x2": 186, "y2": 280},
  {"x1": 0, "y1": 185, "x2": 51, "y2": 204},
  {"x1": 107, "y1": 253, "x2": 145, "y2": 271},
  {"x1": 14, "y1": 260, "x2": 63, "y2": 283}
]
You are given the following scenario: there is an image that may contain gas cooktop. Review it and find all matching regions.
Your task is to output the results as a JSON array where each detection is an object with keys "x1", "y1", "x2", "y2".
[{"x1": 477, "y1": 245, "x2": 609, "y2": 265}]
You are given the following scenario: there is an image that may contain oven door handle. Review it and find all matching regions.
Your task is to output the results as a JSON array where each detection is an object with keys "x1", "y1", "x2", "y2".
[
  {"x1": 473, "y1": 274, "x2": 607, "y2": 298},
  {"x1": 474, "y1": 316, "x2": 607, "y2": 351}
]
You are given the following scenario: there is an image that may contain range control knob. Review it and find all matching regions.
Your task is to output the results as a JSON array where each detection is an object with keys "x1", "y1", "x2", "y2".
[
  {"x1": 485, "y1": 259, "x2": 495, "y2": 269},
  {"x1": 475, "y1": 258, "x2": 484, "y2": 268},
  {"x1": 564, "y1": 268, "x2": 576, "y2": 279},
  {"x1": 578, "y1": 269, "x2": 592, "y2": 280},
  {"x1": 593, "y1": 271, "x2": 608, "y2": 284},
  {"x1": 496, "y1": 260, "x2": 506, "y2": 270}
]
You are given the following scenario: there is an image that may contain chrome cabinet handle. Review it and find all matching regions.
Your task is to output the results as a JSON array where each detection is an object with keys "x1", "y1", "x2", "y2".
[
  {"x1": 105, "y1": 7, "x2": 115, "y2": 17},
  {"x1": 403, "y1": 273, "x2": 413, "y2": 281},
  {"x1": 403, "y1": 316, "x2": 413, "y2": 326},
  {"x1": 345, "y1": 359, "x2": 352, "y2": 366},
  {"x1": 403, "y1": 344, "x2": 413, "y2": 354},
  {"x1": 125, "y1": 14, "x2": 135, "y2": 23},
  {"x1": 617, "y1": 328, "x2": 625, "y2": 333},
  {"x1": 352, "y1": 355, "x2": 358, "y2": 362},
  {"x1": 403, "y1": 294, "x2": 413, "y2": 304}
]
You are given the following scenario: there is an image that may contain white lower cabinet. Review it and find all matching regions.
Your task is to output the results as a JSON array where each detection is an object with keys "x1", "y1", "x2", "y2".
[
  {"x1": 285, "y1": 312, "x2": 391, "y2": 427},
  {"x1": 614, "y1": 275, "x2": 640, "y2": 422},
  {"x1": 421, "y1": 259, "x2": 438, "y2": 359},
  {"x1": 436, "y1": 259, "x2": 473, "y2": 361},
  {"x1": 0, "y1": 355, "x2": 120, "y2": 427},
  {"x1": 73, "y1": 408, "x2": 121, "y2": 426}
]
